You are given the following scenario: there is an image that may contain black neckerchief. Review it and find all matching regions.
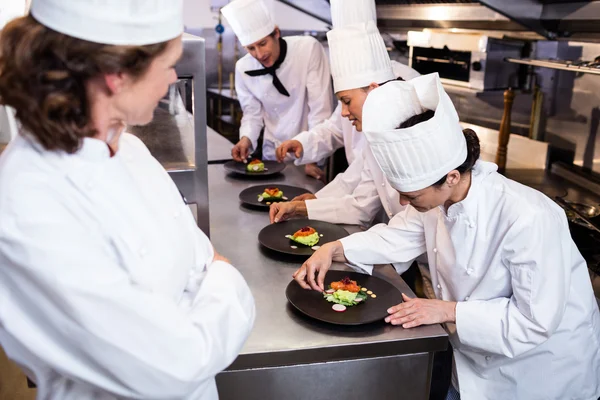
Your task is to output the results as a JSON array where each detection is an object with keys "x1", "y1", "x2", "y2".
[{"x1": 244, "y1": 38, "x2": 290, "y2": 97}]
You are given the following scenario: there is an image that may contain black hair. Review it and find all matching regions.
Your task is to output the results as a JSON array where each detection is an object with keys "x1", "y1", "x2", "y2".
[{"x1": 396, "y1": 110, "x2": 480, "y2": 187}]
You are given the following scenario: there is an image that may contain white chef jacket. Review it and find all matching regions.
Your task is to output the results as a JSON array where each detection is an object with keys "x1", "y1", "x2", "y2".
[
  {"x1": 292, "y1": 61, "x2": 420, "y2": 167},
  {"x1": 340, "y1": 161, "x2": 600, "y2": 400},
  {"x1": 235, "y1": 36, "x2": 333, "y2": 161},
  {"x1": 0, "y1": 133, "x2": 256, "y2": 400},
  {"x1": 307, "y1": 142, "x2": 399, "y2": 227}
]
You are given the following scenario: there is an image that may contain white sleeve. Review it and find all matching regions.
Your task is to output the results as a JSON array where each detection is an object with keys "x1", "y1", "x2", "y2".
[
  {"x1": 339, "y1": 207, "x2": 427, "y2": 274},
  {"x1": 455, "y1": 209, "x2": 576, "y2": 358},
  {"x1": 305, "y1": 39, "x2": 334, "y2": 130},
  {"x1": 235, "y1": 64, "x2": 264, "y2": 151},
  {"x1": 306, "y1": 154, "x2": 382, "y2": 226},
  {"x1": 314, "y1": 152, "x2": 365, "y2": 199},
  {"x1": 0, "y1": 189, "x2": 255, "y2": 399},
  {"x1": 293, "y1": 102, "x2": 344, "y2": 165}
]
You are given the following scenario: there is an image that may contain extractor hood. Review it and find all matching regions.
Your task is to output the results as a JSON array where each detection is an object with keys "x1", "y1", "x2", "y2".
[{"x1": 275, "y1": 0, "x2": 600, "y2": 41}]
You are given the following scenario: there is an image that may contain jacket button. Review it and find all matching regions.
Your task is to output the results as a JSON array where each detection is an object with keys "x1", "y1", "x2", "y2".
[
  {"x1": 485, "y1": 356, "x2": 491, "y2": 361},
  {"x1": 466, "y1": 268, "x2": 473, "y2": 275},
  {"x1": 465, "y1": 296, "x2": 470, "y2": 301},
  {"x1": 437, "y1": 284, "x2": 441, "y2": 289},
  {"x1": 388, "y1": 212, "x2": 393, "y2": 217},
  {"x1": 433, "y1": 248, "x2": 438, "y2": 253},
  {"x1": 381, "y1": 182, "x2": 385, "y2": 187}
]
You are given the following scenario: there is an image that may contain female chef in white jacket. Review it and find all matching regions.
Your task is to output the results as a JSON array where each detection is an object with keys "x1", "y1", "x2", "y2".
[
  {"x1": 269, "y1": 21, "x2": 413, "y2": 228},
  {"x1": 0, "y1": 1, "x2": 255, "y2": 399},
  {"x1": 293, "y1": 74, "x2": 600, "y2": 400}
]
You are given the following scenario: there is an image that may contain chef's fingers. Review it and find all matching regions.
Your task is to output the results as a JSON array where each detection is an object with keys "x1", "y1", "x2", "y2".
[
  {"x1": 316, "y1": 262, "x2": 329, "y2": 292},
  {"x1": 275, "y1": 144, "x2": 286, "y2": 163},
  {"x1": 385, "y1": 306, "x2": 414, "y2": 323},
  {"x1": 294, "y1": 145, "x2": 302, "y2": 159},
  {"x1": 305, "y1": 262, "x2": 322, "y2": 292},
  {"x1": 293, "y1": 266, "x2": 311, "y2": 290},
  {"x1": 272, "y1": 203, "x2": 293, "y2": 223},
  {"x1": 240, "y1": 146, "x2": 249, "y2": 162},
  {"x1": 269, "y1": 203, "x2": 280, "y2": 223},
  {"x1": 387, "y1": 299, "x2": 414, "y2": 315},
  {"x1": 231, "y1": 145, "x2": 242, "y2": 162}
]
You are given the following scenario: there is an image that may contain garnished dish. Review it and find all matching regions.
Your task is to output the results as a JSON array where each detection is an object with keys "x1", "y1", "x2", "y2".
[
  {"x1": 323, "y1": 276, "x2": 375, "y2": 312},
  {"x1": 285, "y1": 226, "x2": 320, "y2": 247},
  {"x1": 257, "y1": 187, "x2": 288, "y2": 203},
  {"x1": 246, "y1": 159, "x2": 265, "y2": 172}
]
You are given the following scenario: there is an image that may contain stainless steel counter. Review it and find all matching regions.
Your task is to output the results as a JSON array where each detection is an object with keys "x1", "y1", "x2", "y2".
[{"x1": 208, "y1": 164, "x2": 448, "y2": 400}]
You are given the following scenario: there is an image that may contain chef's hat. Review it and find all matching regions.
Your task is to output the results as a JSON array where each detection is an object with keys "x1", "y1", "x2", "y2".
[
  {"x1": 362, "y1": 73, "x2": 467, "y2": 192},
  {"x1": 327, "y1": 21, "x2": 394, "y2": 93},
  {"x1": 30, "y1": 0, "x2": 183, "y2": 45},
  {"x1": 221, "y1": 0, "x2": 275, "y2": 47},
  {"x1": 330, "y1": 0, "x2": 377, "y2": 28}
]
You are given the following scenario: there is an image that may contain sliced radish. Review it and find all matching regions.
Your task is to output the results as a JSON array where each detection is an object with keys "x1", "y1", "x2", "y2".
[
  {"x1": 257, "y1": 196, "x2": 264, "y2": 202},
  {"x1": 354, "y1": 298, "x2": 363, "y2": 303},
  {"x1": 282, "y1": 196, "x2": 288, "y2": 200},
  {"x1": 290, "y1": 245, "x2": 298, "y2": 249},
  {"x1": 332, "y1": 304, "x2": 346, "y2": 312},
  {"x1": 311, "y1": 246, "x2": 321, "y2": 251},
  {"x1": 325, "y1": 289, "x2": 335, "y2": 294}
]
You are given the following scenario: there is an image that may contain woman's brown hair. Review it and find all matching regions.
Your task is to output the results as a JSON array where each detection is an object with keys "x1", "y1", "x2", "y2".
[{"x1": 0, "y1": 15, "x2": 169, "y2": 153}]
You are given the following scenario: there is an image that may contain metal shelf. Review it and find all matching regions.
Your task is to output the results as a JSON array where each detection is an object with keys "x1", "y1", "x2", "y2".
[{"x1": 505, "y1": 57, "x2": 600, "y2": 76}]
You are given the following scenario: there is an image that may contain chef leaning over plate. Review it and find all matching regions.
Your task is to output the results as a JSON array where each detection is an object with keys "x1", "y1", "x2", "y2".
[
  {"x1": 275, "y1": 0, "x2": 420, "y2": 174},
  {"x1": 294, "y1": 74, "x2": 600, "y2": 400},
  {"x1": 223, "y1": 0, "x2": 333, "y2": 179},
  {"x1": 0, "y1": 1, "x2": 255, "y2": 399}
]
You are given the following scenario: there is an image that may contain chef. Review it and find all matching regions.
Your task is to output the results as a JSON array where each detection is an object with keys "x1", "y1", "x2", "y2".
[
  {"x1": 269, "y1": 21, "x2": 413, "y2": 228},
  {"x1": 275, "y1": 0, "x2": 420, "y2": 177},
  {"x1": 0, "y1": 1, "x2": 255, "y2": 399},
  {"x1": 222, "y1": 0, "x2": 333, "y2": 179},
  {"x1": 294, "y1": 74, "x2": 600, "y2": 400}
]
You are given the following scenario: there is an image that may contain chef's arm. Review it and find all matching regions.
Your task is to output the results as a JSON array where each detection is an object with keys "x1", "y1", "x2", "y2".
[
  {"x1": 339, "y1": 208, "x2": 427, "y2": 274},
  {"x1": 306, "y1": 154, "x2": 382, "y2": 226},
  {"x1": 455, "y1": 210, "x2": 571, "y2": 358},
  {"x1": 293, "y1": 102, "x2": 344, "y2": 165},
  {"x1": 235, "y1": 66, "x2": 264, "y2": 151},
  {"x1": 313, "y1": 151, "x2": 365, "y2": 199},
  {"x1": 0, "y1": 205, "x2": 255, "y2": 399},
  {"x1": 305, "y1": 39, "x2": 334, "y2": 130}
]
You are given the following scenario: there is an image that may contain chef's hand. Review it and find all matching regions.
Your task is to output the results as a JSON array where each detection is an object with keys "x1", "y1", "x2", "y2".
[
  {"x1": 231, "y1": 137, "x2": 252, "y2": 162},
  {"x1": 304, "y1": 163, "x2": 325, "y2": 182},
  {"x1": 269, "y1": 201, "x2": 308, "y2": 223},
  {"x1": 293, "y1": 241, "x2": 346, "y2": 291},
  {"x1": 291, "y1": 193, "x2": 317, "y2": 201},
  {"x1": 276, "y1": 139, "x2": 303, "y2": 162},
  {"x1": 385, "y1": 293, "x2": 457, "y2": 328}
]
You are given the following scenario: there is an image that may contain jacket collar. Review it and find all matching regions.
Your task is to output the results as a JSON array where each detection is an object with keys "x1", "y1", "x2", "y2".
[{"x1": 442, "y1": 160, "x2": 498, "y2": 219}]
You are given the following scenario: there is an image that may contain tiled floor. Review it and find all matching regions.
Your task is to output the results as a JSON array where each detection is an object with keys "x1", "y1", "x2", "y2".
[{"x1": 0, "y1": 348, "x2": 35, "y2": 400}]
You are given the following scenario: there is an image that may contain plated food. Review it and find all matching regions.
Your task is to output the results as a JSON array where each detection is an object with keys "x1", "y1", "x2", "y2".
[
  {"x1": 246, "y1": 159, "x2": 265, "y2": 172},
  {"x1": 257, "y1": 187, "x2": 288, "y2": 203},
  {"x1": 323, "y1": 276, "x2": 377, "y2": 312},
  {"x1": 224, "y1": 160, "x2": 286, "y2": 177},
  {"x1": 239, "y1": 185, "x2": 311, "y2": 209},
  {"x1": 286, "y1": 226, "x2": 320, "y2": 247}
]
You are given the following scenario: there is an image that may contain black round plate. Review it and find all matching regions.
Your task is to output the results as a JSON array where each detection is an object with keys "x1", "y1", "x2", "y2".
[
  {"x1": 286, "y1": 270, "x2": 403, "y2": 325},
  {"x1": 224, "y1": 160, "x2": 286, "y2": 177},
  {"x1": 258, "y1": 220, "x2": 348, "y2": 256},
  {"x1": 239, "y1": 185, "x2": 313, "y2": 209}
]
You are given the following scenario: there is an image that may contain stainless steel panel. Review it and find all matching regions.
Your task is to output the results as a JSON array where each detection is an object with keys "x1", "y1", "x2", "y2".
[
  {"x1": 217, "y1": 353, "x2": 433, "y2": 400},
  {"x1": 207, "y1": 164, "x2": 448, "y2": 370}
]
